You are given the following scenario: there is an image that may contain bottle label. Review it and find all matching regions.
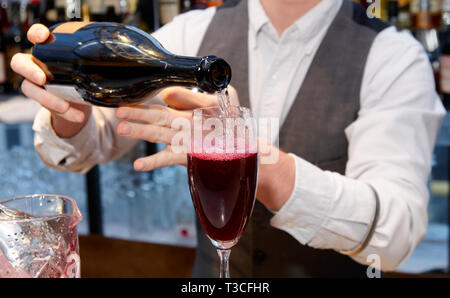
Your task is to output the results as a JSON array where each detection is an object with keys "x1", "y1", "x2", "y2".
[
  {"x1": 64, "y1": 253, "x2": 81, "y2": 278},
  {"x1": 104, "y1": 0, "x2": 121, "y2": 13},
  {"x1": 411, "y1": 0, "x2": 441, "y2": 13},
  {"x1": 85, "y1": 0, "x2": 106, "y2": 15},
  {"x1": 440, "y1": 55, "x2": 450, "y2": 94},
  {"x1": 44, "y1": 84, "x2": 89, "y2": 105},
  {"x1": 52, "y1": 21, "x2": 93, "y2": 34},
  {"x1": 416, "y1": 11, "x2": 433, "y2": 29},
  {"x1": 207, "y1": 0, "x2": 223, "y2": 7},
  {"x1": 6, "y1": 45, "x2": 23, "y2": 91}
]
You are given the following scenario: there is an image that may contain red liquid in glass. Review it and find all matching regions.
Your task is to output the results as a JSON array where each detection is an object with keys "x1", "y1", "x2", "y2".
[{"x1": 187, "y1": 152, "x2": 258, "y2": 242}]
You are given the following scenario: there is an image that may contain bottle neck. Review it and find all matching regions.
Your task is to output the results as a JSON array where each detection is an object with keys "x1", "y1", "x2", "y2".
[
  {"x1": 162, "y1": 55, "x2": 204, "y2": 88},
  {"x1": 417, "y1": 11, "x2": 433, "y2": 29},
  {"x1": 160, "y1": 55, "x2": 231, "y2": 93},
  {"x1": 10, "y1": 5, "x2": 21, "y2": 26},
  {"x1": 387, "y1": 1, "x2": 399, "y2": 24},
  {"x1": 34, "y1": 22, "x2": 231, "y2": 93},
  {"x1": 419, "y1": 0, "x2": 431, "y2": 11}
]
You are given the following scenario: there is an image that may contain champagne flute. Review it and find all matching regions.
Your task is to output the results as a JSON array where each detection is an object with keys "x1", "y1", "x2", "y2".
[{"x1": 187, "y1": 105, "x2": 258, "y2": 278}]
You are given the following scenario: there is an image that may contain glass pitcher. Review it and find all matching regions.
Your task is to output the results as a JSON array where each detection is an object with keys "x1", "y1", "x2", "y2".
[{"x1": 0, "y1": 194, "x2": 82, "y2": 278}]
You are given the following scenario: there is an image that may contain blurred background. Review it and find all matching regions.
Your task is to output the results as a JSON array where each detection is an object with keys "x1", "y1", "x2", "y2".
[{"x1": 0, "y1": 0, "x2": 448, "y2": 277}]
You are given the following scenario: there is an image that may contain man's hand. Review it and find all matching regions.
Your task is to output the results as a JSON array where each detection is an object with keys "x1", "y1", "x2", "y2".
[
  {"x1": 10, "y1": 24, "x2": 91, "y2": 138},
  {"x1": 116, "y1": 86, "x2": 295, "y2": 212}
]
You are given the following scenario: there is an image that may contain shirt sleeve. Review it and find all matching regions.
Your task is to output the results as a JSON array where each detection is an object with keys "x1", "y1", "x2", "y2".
[{"x1": 270, "y1": 27, "x2": 446, "y2": 271}]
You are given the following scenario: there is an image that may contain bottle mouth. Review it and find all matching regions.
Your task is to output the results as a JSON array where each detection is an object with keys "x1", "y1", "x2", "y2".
[{"x1": 199, "y1": 56, "x2": 232, "y2": 93}]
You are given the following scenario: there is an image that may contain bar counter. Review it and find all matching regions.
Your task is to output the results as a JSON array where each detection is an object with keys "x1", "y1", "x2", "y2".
[{"x1": 79, "y1": 235, "x2": 196, "y2": 278}]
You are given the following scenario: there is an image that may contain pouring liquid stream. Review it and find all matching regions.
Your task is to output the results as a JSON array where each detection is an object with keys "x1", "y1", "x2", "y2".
[{"x1": 217, "y1": 88, "x2": 232, "y2": 118}]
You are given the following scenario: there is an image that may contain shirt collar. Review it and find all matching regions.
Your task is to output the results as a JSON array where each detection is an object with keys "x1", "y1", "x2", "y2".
[
  {"x1": 248, "y1": 0, "x2": 270, "y2": 36},
  {"x1": 248, "y1": 0, "x2": 343, "y2": 53}
]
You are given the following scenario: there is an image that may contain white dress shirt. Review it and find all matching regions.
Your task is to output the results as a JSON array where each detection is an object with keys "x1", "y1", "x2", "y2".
[{"x1": 32, "y1": 0, "x2": 446, "y2": 271}]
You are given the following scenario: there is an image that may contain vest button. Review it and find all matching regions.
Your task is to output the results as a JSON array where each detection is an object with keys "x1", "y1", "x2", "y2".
[{"x1": 253, "y1": 249, "x2": 267, "y2": 264}]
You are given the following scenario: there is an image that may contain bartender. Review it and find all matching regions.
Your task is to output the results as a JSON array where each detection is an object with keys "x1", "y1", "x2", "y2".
[{"x1": 11, "y1": 0, "x2": 445, "y2": 277}]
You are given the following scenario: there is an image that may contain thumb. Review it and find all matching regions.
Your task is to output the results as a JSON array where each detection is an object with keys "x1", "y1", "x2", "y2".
[
  {"x1": 226, "y1": 85, "x2": 240, "y2": 106},
  {"x1": 27, "y1": 24, "x2": 50, "y2": 44}
]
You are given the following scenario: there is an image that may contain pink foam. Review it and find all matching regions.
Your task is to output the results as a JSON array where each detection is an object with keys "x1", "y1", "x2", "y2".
[
  {"x1": 0, "y1": 253, "x2": 30, "y2": 278},
  {"x1": 189, "y1": 152, "x2": 256, "y2": 161}
]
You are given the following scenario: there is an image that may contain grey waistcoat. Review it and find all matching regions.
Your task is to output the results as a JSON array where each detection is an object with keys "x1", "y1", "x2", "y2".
[{"x1": 194, "y1": 0, "x2": 389, "y2": 277}]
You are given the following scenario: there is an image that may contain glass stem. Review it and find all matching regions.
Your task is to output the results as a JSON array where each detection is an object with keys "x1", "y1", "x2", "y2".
[{"x1": 217, "y1": 249, "x2": 231, "y2": 278}]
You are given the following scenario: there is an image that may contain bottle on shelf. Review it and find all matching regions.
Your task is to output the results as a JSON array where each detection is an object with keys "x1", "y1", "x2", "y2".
[
  {"x1": 54, "y1": 0, "x2": 68, "y2": 22},
  {"x1": 81, "y1": 2, "x2": 90, "y2": 22},
  {"x1": 104, "y1": 5, "x2": 120, "y2": 22},
  {"x1": 180, "y1": 0, "x2": 192, "y2": 12},
  {"x1": 358, "y1": 0, "x2": 383, "y2": 19},
  {"x1": 23, "y1": 0, "x2": 42, "y2": 49},
  {"x1": 137, "y1": 0, "x2": 159, "y2": 32},
  {"x1": 44, "y1": 0, "x2": 58, "y2": 27},
  {"x1": 0, "y1": 10, "x2": 6, "y2": 94},
  {"x1": 118, "y1": 0, "x2": 129, "y2": 21},
  {"x1": 86, "y1": 0, "x2": 106, "y2": 22},
  {"x1": 5, "y1": 1, "x2": 26, "y2": 93},
  {"x1": 123, "y1": 0, "x2": 146, "y2": 29},
  {"x1": 411, "y1": 0, "x2": 442, "y2": 29},
  {"x1": 32, "y1": 22, "x2": 231, "y2": 107},
  {"x1": 440, "y1": 0, "x2": 450, "y2": 109},
  {"x1": 159, "y1": 0, "x2": 180, "y2": 26},
  {"x1": 190, "y1": 0, "x2": 207, "y2": 9},
  {"x1": 65, "y1": 0, "x2": 81, "y2": 21}
]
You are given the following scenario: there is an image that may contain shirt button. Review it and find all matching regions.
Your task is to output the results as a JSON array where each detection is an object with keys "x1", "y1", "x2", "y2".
[
  {"x1": 285, "y1": 222, "x2": 294, "y2": 228},
  {"x1": 253, "y1": 249, "x2": 267, "y2": 264}
]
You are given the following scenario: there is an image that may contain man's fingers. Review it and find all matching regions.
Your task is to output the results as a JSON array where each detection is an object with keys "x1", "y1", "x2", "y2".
[
  {"x1": 116, "y1": 105, "x2": 191, "y2": 126},
  {"x1": 161, "y1": 87, "x2": 218, "y2": 110},
  {"x1": 27, "y1": 24, "x2": 50, "y2": 44},
  {"x1": 117, "y1": 121, "x2": 177, "y2": 143},
  {"x1": 11, "y1": 53, "x2": 46, "y2": 85},
  {"x1": 161, "y1": 85, "x2": 241, "y2": 110},
  {"x1": 21, "y1": 79, "x2": 68, "y2": 113},
  {"x1": 134, "y1": 147, "x2": 187, "y2": 171},
  {"x1": 21, "y1": 80, "x2": 85, "y2": 123},
  {"x1": 226, "y1": 85, "x2": 240, "y2": 106}
]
